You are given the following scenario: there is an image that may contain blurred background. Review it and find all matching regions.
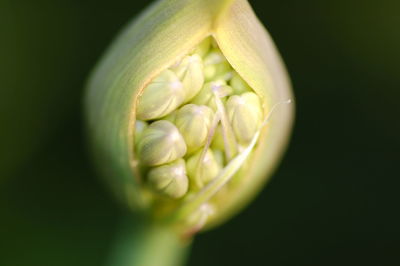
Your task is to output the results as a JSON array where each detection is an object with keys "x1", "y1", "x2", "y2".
[{"x1": 1, "y1": 0, "x2": 399, "y2": 265}]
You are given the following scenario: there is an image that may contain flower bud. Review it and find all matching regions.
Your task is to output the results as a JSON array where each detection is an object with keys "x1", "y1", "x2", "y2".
[
  {"x1": 230, "y1": 71, "x2": 252, "y2": 94},
  {"x1": 147, "y1": 159, "x2": 188, "y2": 199},
  {"x1": 136, "y1": 70, "x2": 185, "y2": 120},
  {"x1": 186, "y1": 149, "x2": 222, "y2": 189},
  {"x1": 203, "y1": 50, "x2": 232, "y2": 81},
  {"x1": 175, "y1": 104, "x2": 214, "y2": 153},
  {"x1": 226, "y1": 92, "x2": 263, "y2": 143},
  {"x1": 86, "y1": 0, "x2": 294, "y2": 234},
  {"x1": 171, "y1": 54, "x2": 204, "y2": 102},
  {"x1": 137, "y1": 120, "x2": 187, "y2": 166},
  {"x1": 191, "y1": 80, "x2": 233, "y2": 111}
]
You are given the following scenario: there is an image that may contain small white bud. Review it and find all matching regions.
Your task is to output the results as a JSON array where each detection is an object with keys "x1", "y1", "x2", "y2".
[
  {"x1": 203, "y1": 49, "x2": 232, "y2": 81},
  {"x1": 137, "y1": 120, "x2": 187, "y2": 166},
  {"x1": 147, "y1": 159, "x2": 189, "y2": 199},
  {"x1": 229, "y1": 72, "x2": 252, "y2": 94},
  {"x1": 170, "y1": 54, "x2": 204, "y2": 102},
  {"x1": 226, "y1": 92, "x2": 263, "y2": 143},
  {"x1": 136, "y1": 70, "x2": 185, "y2": 120},
  {"x1": 175, "y1": 104, "x2": 214, "y2": 153},
  {"x1": 191, "y1": 81, "x2": 233, "y2": 111},
  {"x1": 186, "y1": 149, "x2": 221, "y2": 189}
]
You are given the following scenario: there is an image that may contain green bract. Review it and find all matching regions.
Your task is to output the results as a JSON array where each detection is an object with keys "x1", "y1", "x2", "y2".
[
  {"x1": 85, "y1": 0, "x2": 294, "y2": 235},
  {"x1": 134, "y1": 120, "x2": 148, "y2": 145}
]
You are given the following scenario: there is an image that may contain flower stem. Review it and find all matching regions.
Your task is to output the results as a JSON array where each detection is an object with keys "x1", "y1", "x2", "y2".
[{"x1": 108, "y1": 215, "x2": 191, "y2": 266}]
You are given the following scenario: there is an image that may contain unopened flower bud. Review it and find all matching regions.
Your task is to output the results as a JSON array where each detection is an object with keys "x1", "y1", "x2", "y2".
[
  {"x1": 137, "y1": 120, "x2": 187, "y2": 166},
  {"x1": 230, "y1": 72, "x2": 252, "y2": 94},
  {"x1": 147, "y1": 159, "x2": 188, "y2": 199},
  {"x1": 186, "y1": 149, "x2": 221, "y2": 189},
  {"x1": 203, "y1": 50, "x2": 232, "y2": 81},
  {"x1": 226, "y1": 92, "x2": 263, "y2": 143},
  {"x1": 192, "y1": 81, "x2": 233, "y2": 111},
  {"x1": 171, "y1": 54, "x2": 204, "y2": 102},
  {"x1": 175, "y1": 104, "x2": 214, "y2": 153},
  {"x1": 86, "y1": 0, "x2": 294, "y2": 234},
  {"x1": 136, "y1": 70, "x2": 185, "y2": 120}
]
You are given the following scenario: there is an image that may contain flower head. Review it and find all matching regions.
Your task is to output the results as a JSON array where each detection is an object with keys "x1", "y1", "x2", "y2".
[{"x1": 85, "y1": 0, "x2": 294, "y2": 235}]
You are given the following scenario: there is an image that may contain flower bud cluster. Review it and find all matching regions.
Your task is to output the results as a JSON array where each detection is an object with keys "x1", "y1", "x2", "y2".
[{"x1": 135, "y1": 37, "x2": 263, "y2": 202}]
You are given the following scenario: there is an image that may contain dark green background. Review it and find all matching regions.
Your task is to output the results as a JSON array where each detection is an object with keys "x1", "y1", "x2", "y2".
[{"x1": 1, "y1": 0, "x2": 399, "y2": 265}]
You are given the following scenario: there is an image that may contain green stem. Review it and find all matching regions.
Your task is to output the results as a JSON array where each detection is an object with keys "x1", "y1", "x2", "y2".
[{"x1": 108, "y1": 215, "x2": 191, "y2": 266}]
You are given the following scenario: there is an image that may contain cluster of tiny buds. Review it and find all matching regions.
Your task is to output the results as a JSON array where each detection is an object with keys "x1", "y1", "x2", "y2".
[{"x1": 134, "y1": 37, "x2": 263, "y2": 209}]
